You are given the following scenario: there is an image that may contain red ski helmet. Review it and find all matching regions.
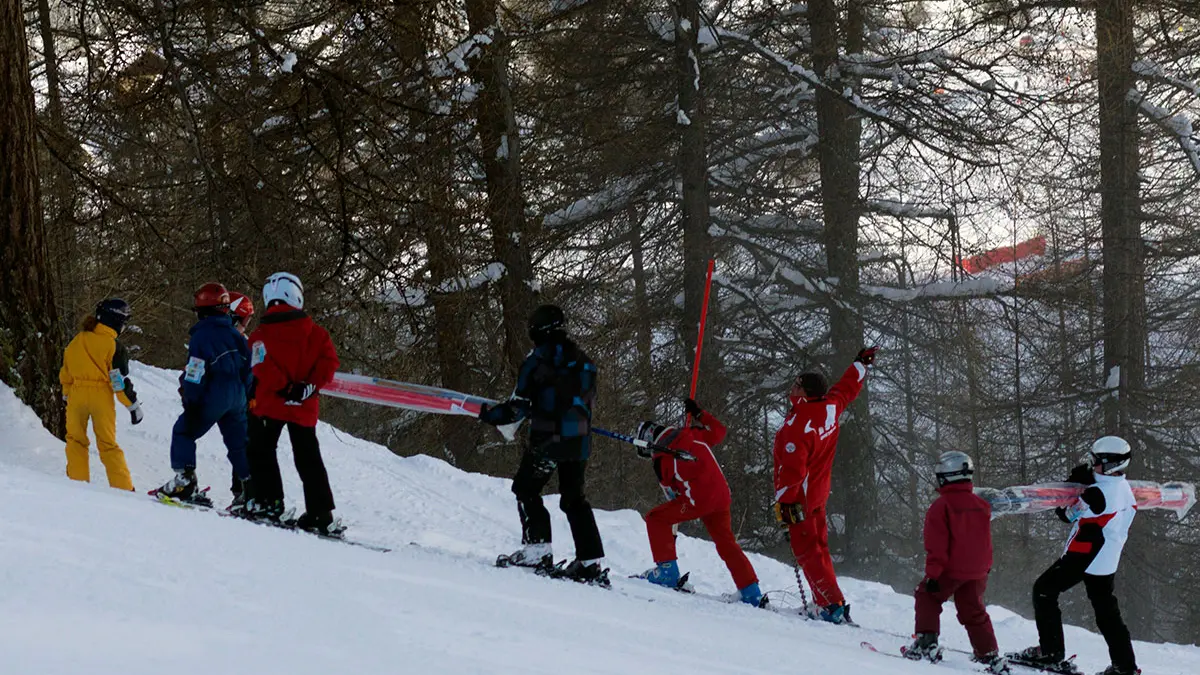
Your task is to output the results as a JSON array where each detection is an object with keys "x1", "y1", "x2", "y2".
[
  {"x1": 194, "y1": 282, "x2": 231, "y2": 310},
  {"x1": 228, "y1": 291, "x2": 255, "y2": 325}
]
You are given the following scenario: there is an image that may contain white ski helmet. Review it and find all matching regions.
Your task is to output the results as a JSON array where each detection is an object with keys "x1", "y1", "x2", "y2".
[
  {"x1": 1090, "y1": 436, "x2": 1131, "y2": 475},
  {"x1": 263, "y1": 272, "x2": 304, "y2": 309},
  {"x1": 935, "y1": 450, "x2": 974, "y2": 487},
  {"x1": 636, "y1": 421, "x2": 675, "y2": 445}
]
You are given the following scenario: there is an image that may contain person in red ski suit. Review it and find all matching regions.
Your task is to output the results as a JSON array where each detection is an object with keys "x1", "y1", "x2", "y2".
[
  {"x1": 246, "y1": 272, "x2": 340, "y2": 533},
  {"x1": 638, "y1": 399, "x2": 763, "y2": 606},
  {"x1": 772, "y1": 346, "x2": 875, "y2": 623},
  {"x1": 905, "y1": 451, "x2": 1005, "y2": 674}
]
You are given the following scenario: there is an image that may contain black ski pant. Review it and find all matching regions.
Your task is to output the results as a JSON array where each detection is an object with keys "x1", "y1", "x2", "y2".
[
  {"x1": 247, "y1": 415, "x2": 335, "y2": 515},
  {"x1": 511, "y1": 451, "x2": 604, "y2": 561},
  {"x1": 1033, "y1": 553, "x2": 1136, "y2": 671}
]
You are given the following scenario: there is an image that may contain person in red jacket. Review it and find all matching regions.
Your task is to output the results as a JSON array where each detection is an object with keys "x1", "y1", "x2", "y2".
[
  {"x1": 637, "y1": 399, "x2": 763, "y2": 606},
  {"x1": 772, "y1": 346, "x2": 875, "y2": 624},
  {"x1": 245, "y1": 272, "x2": 341, "y2": 534},
  {"x1": 906, "y1": 451, "x2": 1007, "y2": 675}
]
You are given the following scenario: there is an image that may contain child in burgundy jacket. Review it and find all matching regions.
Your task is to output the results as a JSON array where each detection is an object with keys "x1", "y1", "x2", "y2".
[
  {"x1": 637, "y1": 399, "x2": 762, "y2": 606},
  {"x1": 907, "y1": 451, "x2": 1007, "y2": 674}
]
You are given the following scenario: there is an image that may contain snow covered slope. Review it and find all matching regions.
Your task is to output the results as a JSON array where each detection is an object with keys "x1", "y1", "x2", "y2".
[{"x1": 1, "y1": 363, "x2": 1197, "y2": 674}]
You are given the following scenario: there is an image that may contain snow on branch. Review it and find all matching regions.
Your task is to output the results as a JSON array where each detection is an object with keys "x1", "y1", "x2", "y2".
[
  {"x1": 380, "y1": 263, "x2": 507, "y2": 309},
  {"x1": 861, "y1": 277, "x2": 1010, "y2": 302},
  {"x1": 428, "y1": 29, "x2": 495, "y2": 78},
  {"x1": 542, "y1": 177, "x2": 648, "y2": 228},
  {"x1": 865, "y1": 199, "x2": 954, "y2": 219},
  {"x1": 1133, "y1": 59, "x2": 1200, "y2": 99},
  {"x1": 1127, "y1": 87, "x2": 1200, "y2": 176}
]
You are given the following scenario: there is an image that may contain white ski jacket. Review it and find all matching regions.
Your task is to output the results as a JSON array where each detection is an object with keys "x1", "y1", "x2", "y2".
[{"x1": 1062, "y1": 472, "x2": 1136, "y2": 576}]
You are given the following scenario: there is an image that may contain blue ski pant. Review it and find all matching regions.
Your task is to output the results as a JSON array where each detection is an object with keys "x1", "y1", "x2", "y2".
[{"x1": 170, "y1": 403, "x2": 251, "y2": 480}]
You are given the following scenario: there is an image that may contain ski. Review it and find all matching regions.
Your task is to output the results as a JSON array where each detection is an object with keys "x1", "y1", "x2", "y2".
[
  {"x1": 862, "y1": 642, "x2": 1018, "y2": 675},
  {"x1": 627, "y1": 570, "x2": 696, "y2": 594},
  {"x1": 1004, "y1": 653, "x2": 1082, "y2": 675},
  {"x1": 219, "y1": 509, "x2": 391, "y2": 553},
  {"x1": 495, "y1": 554, "x2": 612, "y2": 589}
]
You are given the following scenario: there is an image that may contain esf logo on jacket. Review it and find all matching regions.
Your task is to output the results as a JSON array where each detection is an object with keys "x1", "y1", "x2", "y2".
[{"x1": 801, "y1": 404, "x2": 839, "y2": 441}]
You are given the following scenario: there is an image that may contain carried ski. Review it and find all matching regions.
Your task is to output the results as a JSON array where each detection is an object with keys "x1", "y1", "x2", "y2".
[{"x1": 977, "y1": 480, "x2": 1195, "y2": 519}]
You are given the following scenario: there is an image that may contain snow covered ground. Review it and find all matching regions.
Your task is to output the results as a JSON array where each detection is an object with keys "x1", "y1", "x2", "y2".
[{"x1": 1, "y1": 363, "x2": 1197, "y2": 674}]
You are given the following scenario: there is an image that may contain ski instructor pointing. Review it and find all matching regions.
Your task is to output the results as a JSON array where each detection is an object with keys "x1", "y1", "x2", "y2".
[
  {"x1": 773, "y1": 346, "x2": 876, "y2": 624},
  {"x1": 479, "y1": 305, "x2": 607, "y2": 586}
]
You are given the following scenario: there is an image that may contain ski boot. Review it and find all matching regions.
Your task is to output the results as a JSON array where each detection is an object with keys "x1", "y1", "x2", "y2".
[
  {"x1": 1006, "y1": 646, "x2": 1081, "y2": 674},
  {"x1": 294, "y1": 511, "x2": 345, "y2": 536},
  {"x1": 972, "y1": 652, "x2": 1011, "y2": 674},
  {"x1": 1096, "y1": 665, "x2": 1140, "y2": 675},
  {"x1": 819, "y1": 601, "x2": 853, "y2": 625},
  {"x1": 643, "y1": 560, "x2": 681, "y2": 588},
  {"x1": 738, "y1": 582, "x2": 768, "y2": 608},
  {"x1": 557, "y1": 559, "x2": 611, "y2": 589},
  {"x1": 495, "y1": 543, "x2": 553, "y2": 570},
  {"x1": 904, "y1": 632, "x2": 943, "y2": 663},
  {"x1": 155, "y1": 468, "x2": 211, "y2": 506},
  {"x1": 246, "y1": 497, "x2": 286, "y2": 523},
  {"x1": 227, "y1": 477, "x2": 253, "y2": 514}
]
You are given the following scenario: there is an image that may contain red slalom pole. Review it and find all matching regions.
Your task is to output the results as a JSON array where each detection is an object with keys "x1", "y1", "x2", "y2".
[{"x1": 686, "y1": 259, "x2": 715, "y2": 425}]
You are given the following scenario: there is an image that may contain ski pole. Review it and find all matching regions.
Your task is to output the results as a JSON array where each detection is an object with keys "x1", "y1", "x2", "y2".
[
  {"x1": 593, "y1": 427, "x2": 696, "y2": 461},
  {"x1": 686, "y1": 259, "x2": 716, "y2": 426}
]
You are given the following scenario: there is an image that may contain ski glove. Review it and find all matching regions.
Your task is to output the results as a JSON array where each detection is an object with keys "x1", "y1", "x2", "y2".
[
  {"x1": 774, "y1": 502, "x2": 805, "y2": 526},
  {"x1": 684, "y1": 398, "x2": 704, "y2": 419},
  {"x1": 128, "y1": 401, "x2": 144, "y2": 425},
  {"x1": 1067, "y1": 463, "x2": 1095, "y2": 485},
  {"x1": 924, "y1": 578, "x2": 940, "y2": 594},
  {"x1": 279, "y1": 382, "x2": 316, "y2": 405},
  {"x1": 855, "y1": 346, "x2": 878, "y2": 366},
  {"x1": 1055, "y1": 506, "x2": 1071, "y2": 524},
  {"x1": 183, "y1": 404, "x2": 204, "y2": 434},
  {"x1": 478, "y1": 403, "x2": 491, "y2": 421}
]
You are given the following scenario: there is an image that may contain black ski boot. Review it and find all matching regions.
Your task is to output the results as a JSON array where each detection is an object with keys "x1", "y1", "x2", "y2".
[
  {"x1": 1006, "y1": 646, "x2": 1081, "y2": 674},
  {"x1": 228, "y1": 477, "x2": 252, "y2": 513},
  {"x1": 972, "y1": 652, "x2": 1011, "y2": 675},
  {"x1": 294, "y1": 511, "x2": 344, "y2": 536},
  {"x1": 1096, "y1": 665, "x2": 1140, "y2": 675},
  {"x1": 904, "y1": 632, "x2": 943, "y2": 663},
  {"x1": 555, "y1": 559, "x2": 611, "y2": 588},
  {"x1": 246, "y1": 497, "x2": 286, "y2": 523},
  {"x1": 156, "y1": 468, "x2": 212, "y2": 504},
  {"x1": 496, "y1": 544, "x2": 554, "y2": 570}
]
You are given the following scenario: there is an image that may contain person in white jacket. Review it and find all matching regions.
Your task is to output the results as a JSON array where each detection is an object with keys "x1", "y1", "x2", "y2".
[{"x1": 1008, "y1": 436, "x2": 1139, "y2": 675}]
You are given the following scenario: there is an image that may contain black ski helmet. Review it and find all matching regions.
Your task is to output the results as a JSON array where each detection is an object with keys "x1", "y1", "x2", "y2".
[
  {"x1": 528, "y1": 304, "x2": 566, "y2": 342},
  {"x1": 95, "y1": 298, "x2": 131, "y2": 333},
  {"x1": 794, "y1": 371, "x2": 829, "y2": 399}
]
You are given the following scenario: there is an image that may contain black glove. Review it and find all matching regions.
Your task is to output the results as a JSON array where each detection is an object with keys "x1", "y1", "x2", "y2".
[
  {"x1": 478, "y1": 403, "x2": 491, "y2": 421},
  {"x1": 924, "y1": 578, "x2": 941, "y2": 594},
  {"x1": 1055, "y1": 506, "x2": 1072, "y2": 523},
  {"x1": 637, "y1": 443, "x2": 654, "y2": 460},
  {"x1": 128, "y1": 402, "x2": 144, "y2": 426},
  {"x1": 279, "y1": 382, "x2": 316, "y2": 404},
  {"x1": 774, "y1": 502, "x2": 805, "y2": 527},
  {"x1": 684, "y1": 398, "x2": 703, "y2": 418},
  {"x1": 856, "y1": 346, "x2": 878, "y2": 366},
  {"x1": 1067, "y1": 463, "x2": 1094, "y2": 485}
]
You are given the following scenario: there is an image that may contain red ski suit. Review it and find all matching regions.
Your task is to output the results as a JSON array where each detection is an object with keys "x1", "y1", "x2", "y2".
[
  {"x1": 772, "y1": 361, "x2": 867, "y2": 607},
  {"x1": 248, "y1": 305, "x2": 339, "y2": 427},
  {"x1": 645, "y1": 411, "x2": 758, "y2": 590},
  {"x1": 914, "y1": 481, "x2": 998, "y2": 658}
]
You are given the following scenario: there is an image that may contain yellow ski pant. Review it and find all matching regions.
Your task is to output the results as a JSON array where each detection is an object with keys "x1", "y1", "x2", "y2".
[{"x1": 64, "y1": 385, "x2": 134, "y2": 491}]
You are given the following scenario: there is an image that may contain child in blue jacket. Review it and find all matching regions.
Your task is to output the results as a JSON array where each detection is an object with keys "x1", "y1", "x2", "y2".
[{"x1": 156, "y1": 283, "x2": 253, "y2": 508}]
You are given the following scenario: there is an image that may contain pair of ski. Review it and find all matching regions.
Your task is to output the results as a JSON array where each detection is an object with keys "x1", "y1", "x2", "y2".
[
  {"x1": 494, "y1": 553, "x2": 613, "y2": 589},
  {"x1": 147, "y1": 487, "x2": 391, "y2": 553},
  {"x1": 627, "y1": 570, "x2": 784, "y2": 612},
  {"x1": 860, "y1": 641, "x2": 1081, "y2": 675}
]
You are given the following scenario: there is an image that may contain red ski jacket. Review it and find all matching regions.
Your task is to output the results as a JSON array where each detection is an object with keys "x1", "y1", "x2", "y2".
[
  {"x1": 923, "y1": 481, "x2": 993, "y2": 581},
  {"x1": 773, "y1": 362, "x2": 867, "y2": 512},
  {"x1": 249, "y1": 304, "x2": 339, "y2": 427},
  {"x1": 653, "y1": 411, "x2": 731, "y2": 511}
]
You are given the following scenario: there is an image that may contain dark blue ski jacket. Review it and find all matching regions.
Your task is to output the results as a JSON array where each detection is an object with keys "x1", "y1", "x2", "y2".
[{"x1": 180, "y1": 315, "x2": 252, "y2": 411}]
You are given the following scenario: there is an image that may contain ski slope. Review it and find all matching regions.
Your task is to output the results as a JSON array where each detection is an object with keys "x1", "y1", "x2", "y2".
[{"x1": 1, "y1": 363, "x2": 1197, "y2": 675}]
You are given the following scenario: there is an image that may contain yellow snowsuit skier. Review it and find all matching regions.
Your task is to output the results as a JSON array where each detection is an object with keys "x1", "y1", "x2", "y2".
[{"x1": 59, "y1": 299, "x2": 143, "y2": 490}]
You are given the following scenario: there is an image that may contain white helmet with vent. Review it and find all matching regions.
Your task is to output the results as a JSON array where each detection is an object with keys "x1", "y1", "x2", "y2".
[{"x1": 263, "y1": 272, "x2": 304, "y2": 309}]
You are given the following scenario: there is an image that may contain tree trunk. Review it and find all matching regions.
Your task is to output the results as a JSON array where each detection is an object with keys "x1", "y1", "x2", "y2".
[
  {"x1": 1095, "y1": 0, "x2": 1151, "y2": 636},
  {"x1": 809, "y1": 0, "x2": 876, "y2": 565},
  {"x1": 675, "y1": 0, "x2": 715, "y2": 400},
  {"x1": 1, "y1": 0, "x2": 64, "y2": 435},
  {"x1": 464, "y1": 0, "x2": 534, "y2": 378}
]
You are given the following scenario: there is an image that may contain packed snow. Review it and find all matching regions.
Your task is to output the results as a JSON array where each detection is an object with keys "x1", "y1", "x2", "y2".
[{"x1": 1, "y1": 364, "x2": 1198, "y2": 674}]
